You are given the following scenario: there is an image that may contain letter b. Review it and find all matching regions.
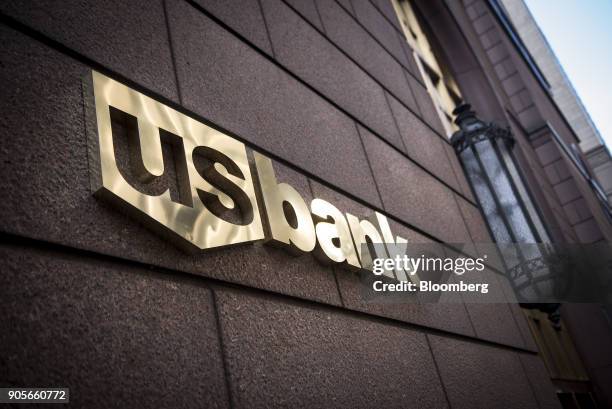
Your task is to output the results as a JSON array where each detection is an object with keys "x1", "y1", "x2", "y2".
[{"x1": 254, "y1": 152, "x2": 316, "y2": 253}]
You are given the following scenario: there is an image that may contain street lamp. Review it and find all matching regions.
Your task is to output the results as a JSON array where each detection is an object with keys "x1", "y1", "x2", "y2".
[
  {"x1": 450, "y1": 103, "x2": 563, "y2": 324},
  {"x1": 450, "y1": 103, "x2": 542, "y2": 244}
]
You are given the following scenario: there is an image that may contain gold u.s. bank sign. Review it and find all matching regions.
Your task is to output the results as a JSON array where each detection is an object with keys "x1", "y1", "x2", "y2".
[{"x1": 86, "y1": 71, "x2": 415, "y2": 282}]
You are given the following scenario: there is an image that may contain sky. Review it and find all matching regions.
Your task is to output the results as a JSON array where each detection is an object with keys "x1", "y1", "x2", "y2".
[{"x1": 523, "y1": 0, "x2": 612, "y2": 149}]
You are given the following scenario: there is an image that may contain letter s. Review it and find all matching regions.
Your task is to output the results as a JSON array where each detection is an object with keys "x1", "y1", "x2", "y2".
[{"x1": 192, "y1": 146, "x2": 254, "y2": 225}]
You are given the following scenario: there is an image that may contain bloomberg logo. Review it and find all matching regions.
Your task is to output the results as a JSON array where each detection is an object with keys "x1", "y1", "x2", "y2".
[{"x1": 86, "y1": 71, "x2": 416, "y2": 283}]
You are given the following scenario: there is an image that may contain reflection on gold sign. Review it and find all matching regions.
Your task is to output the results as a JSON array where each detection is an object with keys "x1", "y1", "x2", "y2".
[
  {"x1": 86, "y1": 71, "x2": 264, "y2": 251},
  {"x1": 86, "y1": 71, "x2": 414, "y2": 281}
]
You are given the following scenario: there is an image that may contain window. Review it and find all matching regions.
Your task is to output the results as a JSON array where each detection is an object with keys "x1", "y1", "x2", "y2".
[{"x1": 393, "y1": 0, "x2": 462, "y2": 136}]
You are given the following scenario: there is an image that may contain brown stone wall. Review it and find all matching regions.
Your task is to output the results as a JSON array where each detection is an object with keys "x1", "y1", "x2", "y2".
[{"x1": 0, "y1": 0, "x2": 558, "y2": 407}]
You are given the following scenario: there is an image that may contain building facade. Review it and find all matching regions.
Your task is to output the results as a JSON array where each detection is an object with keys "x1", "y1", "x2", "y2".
[
  {"x1": 500, "y1": 0, "x2": 612, "y2": 207},
  {"x1": 0, "y1": 0, "x2": 610, "y2": 408}
]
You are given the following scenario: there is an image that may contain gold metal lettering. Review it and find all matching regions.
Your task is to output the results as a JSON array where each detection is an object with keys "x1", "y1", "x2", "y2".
[
  {"x1": 86, "y1": 71, "x2": 264, "y2": 251},
  {"x1": 86, "y1": 71, "x2": 414, "y2": 279},
  {"x1": 375, "y1": 212, "x2": 419, "y2": 284},
  {"x1": 346, "y1": 213, "x2": 394, "y2": 278},
  {"x1": 311, "y1": 198, "x2": 360, "y2": 268},
  {"x1": 253, "y1": 152, "x2": 317, "y2": 253}
]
